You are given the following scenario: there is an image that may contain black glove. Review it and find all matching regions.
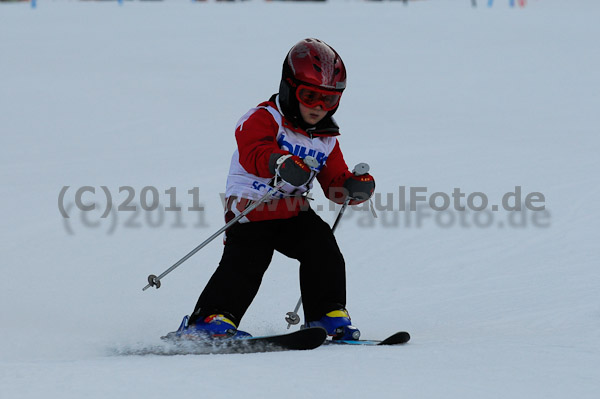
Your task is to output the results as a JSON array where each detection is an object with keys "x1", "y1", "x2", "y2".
[
  {"x1": 269, "y1": 154, "x2": 312, "y2": 187},
  {"x1": 343, "y1": 173, "x2": 375, "y2": 204}
]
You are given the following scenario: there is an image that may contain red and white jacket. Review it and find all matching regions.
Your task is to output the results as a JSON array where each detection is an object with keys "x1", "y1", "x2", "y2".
[{"x1": 224, "y1": 96, "x2": 355, "y2": 223}]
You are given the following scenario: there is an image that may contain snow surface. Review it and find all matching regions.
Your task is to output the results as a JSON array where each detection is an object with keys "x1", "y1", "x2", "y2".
[{"x1": 1, "y1": 0, "x2": 599, "y2": 398}]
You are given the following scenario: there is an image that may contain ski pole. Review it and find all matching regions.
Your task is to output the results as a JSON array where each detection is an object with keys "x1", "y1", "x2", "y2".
[
  {"x1": 284, "y1": 196, "x2": 350, "y2": 328},
  {"x1": 143, "y1": 181, "x2": 284, "y2": 291},
  {"x1": 143, "y1": 156, "x2": 319, "y2": 291},
  {"x1": 285, "y1": 163, "x2": 370, "y2": 328}
]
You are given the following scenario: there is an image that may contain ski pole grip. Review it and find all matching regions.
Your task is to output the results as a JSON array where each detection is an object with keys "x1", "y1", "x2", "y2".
[
  {"x1": 352, "y1": 163, "x2": 369, "y2": 176},
  {"x1": 303, "y1": 155, "x2": 319, "y2": 169}
]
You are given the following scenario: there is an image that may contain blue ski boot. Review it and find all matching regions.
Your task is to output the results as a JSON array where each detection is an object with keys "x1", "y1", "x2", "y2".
[
  {"x1": 166, "y1": 314, "x2": 252, "y2": 340},
  {"x1": 305, "y1": 309, "x2": 361, "y2": 341}
]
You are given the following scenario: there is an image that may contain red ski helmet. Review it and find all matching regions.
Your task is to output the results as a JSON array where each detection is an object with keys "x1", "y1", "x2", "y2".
[{"x1": 279, "y1": 38, "x2": 347, "y2": 125}]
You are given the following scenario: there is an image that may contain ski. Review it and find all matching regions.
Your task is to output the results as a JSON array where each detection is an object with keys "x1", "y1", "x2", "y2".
[
  {"x1": 325, "y1": 331, "x2": 410, "y2": 346},
  {"x1": 116, "y1": 327, "x2": 328, "y2": 356}
]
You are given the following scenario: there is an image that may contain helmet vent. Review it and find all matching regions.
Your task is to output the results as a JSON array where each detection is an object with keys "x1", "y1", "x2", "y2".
[
  {"x1": 313, "y1": 64, "x2": 322, "y2": 72},
  {"x1": 334, "y1": 68, "x2": 340, "y2": 75}
]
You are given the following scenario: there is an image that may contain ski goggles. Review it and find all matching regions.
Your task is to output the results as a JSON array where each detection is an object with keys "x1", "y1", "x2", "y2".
[{"x1": 296, "y1": 85, "x2": 342, "y2": 111}]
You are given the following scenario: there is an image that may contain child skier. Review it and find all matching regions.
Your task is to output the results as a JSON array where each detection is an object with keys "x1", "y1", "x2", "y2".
[{"x1": 173, "y1": 38, "x2": 375, "y2": 340}]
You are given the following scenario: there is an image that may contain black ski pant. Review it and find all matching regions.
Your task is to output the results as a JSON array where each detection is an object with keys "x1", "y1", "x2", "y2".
[{"x1": 189, "y1": 207, "x2": 346, "y2": 326}]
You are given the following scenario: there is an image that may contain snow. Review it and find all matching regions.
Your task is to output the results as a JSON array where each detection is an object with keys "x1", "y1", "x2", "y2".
[{"x1": 1, "y1": 0, "x2": 599, "y2": 398}]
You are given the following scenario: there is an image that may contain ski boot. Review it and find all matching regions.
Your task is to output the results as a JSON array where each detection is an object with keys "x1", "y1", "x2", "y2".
[
  {"x1": 164, "y1": 314, "x2": 252, "y2": 340},
  {"x1": 305, "y1": 309, "x2": 361, "y2": 341}
]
